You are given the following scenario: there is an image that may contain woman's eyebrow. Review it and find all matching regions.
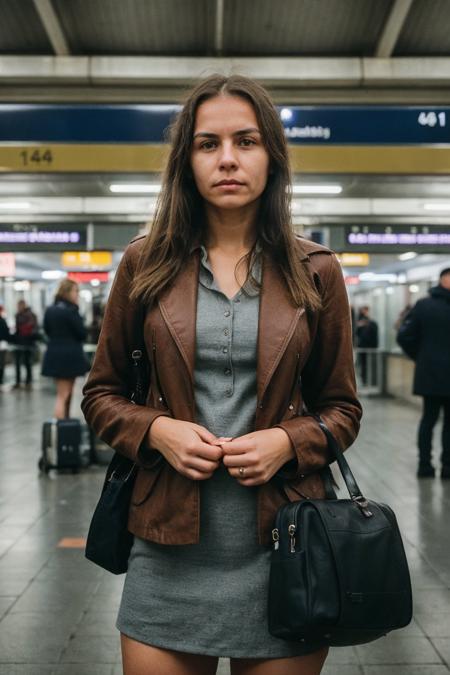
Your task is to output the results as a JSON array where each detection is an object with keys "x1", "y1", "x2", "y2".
[{"x1": 193, "y1": 127, "x2": 261, "y2": 140}]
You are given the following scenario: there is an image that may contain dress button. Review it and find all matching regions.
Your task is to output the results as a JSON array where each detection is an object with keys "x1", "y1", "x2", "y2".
[
  {"x1": 224, "y1": 310, "x2": 231, "y2": 317},
  {"x1": 226, "y1": 388, "x2": 233, "y2": 397},
  {"x1": 288, "y1": 404, "x2": 294, "y2": 411},
  {"x1": 223, "y1": 328, "x2": 229, "y2": 336},
  {"x1": 234, "y1": 297, "x2": 240, "y2": 303},
  {"x1": 223, "y1": 347, "x2": 228, "y2": 354}
]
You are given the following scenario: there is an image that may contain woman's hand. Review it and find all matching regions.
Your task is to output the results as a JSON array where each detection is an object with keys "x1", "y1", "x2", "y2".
[
  {"x1": 220, "y1": 428, "x2": 296, "y2": 486},
  {"x1": 148, "y1": 416, "x2": 224, "y2": 480}
]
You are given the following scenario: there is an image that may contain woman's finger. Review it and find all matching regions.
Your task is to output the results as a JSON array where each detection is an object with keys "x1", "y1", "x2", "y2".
[
  {"x1": 186, "y1": 457, "x2": 220, "y2": 473},
  {"x1": 193, "y1": 441, "x2": 224, "y2": 461},
  {"x1": 220, "y1": 439, "x2": 253, "y2": 455},
  {"x1": 222, "y1": 453, "x2": 252, "y2": 468}
]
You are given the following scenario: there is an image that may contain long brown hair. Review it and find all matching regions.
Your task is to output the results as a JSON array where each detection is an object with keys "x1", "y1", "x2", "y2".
[{"x1": 130, "y1": 74, "x2": 321, "y2": 311}]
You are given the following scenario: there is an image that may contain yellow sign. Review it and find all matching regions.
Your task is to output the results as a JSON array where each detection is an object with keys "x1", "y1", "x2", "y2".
[
  {"x1": 61, "y1": 251, "x2": 112, "y2": 269},
  {"x1": 1, "y1": 143, "x2": 450, "y2": 174},
  {"x1": 0, "y1": 144, "x2": 168, "y2": 173},
  {"x1": 338, "y1": 253, "x2": 370, "y2": 266}
]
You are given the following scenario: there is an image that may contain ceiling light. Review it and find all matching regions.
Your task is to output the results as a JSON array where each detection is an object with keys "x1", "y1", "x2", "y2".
[
  {"x1": 398, "y1": 252, "x2": 417, "y2": 261},
  {"x1": 280, "y1": 108, "x2": 293, "y2": 121},
  {"x1": 423, "y1": 203, "x2": 450, "y2": 211},
  {"x1": 409, "y1": 285, "x2": 420, "y2": 293},
  {"x1": 0, "y1": 202, "x2": 31, "y2": 209},
  {"x1": 41, "y1": 270, "x2": 65, "y2": 280},
  {"x1": 359, "y1": 272, "x2": 398, "y2": 283},
  {"x1": 292, "y1": 185, "x2": 342, "y2": 195},
  {"x1": 109, "y1": 184, "x2": 161, "y2": 194}
]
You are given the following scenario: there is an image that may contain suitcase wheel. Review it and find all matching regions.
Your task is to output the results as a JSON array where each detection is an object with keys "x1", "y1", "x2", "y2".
[{"x1": 38, "y1": 457, "x2": 50, "y2": 474}]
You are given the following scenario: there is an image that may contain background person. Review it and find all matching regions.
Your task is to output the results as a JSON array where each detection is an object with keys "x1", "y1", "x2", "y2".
[
  {"x1": 41, "y1": 279, "x2": 90, "y2": 419},
  {"x1": 82, "y1": 74, "x2": 361, "y2": 675},
  {"x1": 0, "y1": 304, "x2": 11, "y2": 386},
  {"x1": 397, "y1": 268, "x2": 450, "y2": 478},
  {"x1": 356, "y1": 305, "x2": 379, "y2": 386},
  {"x1": 14, "y1": 299, "x2": 38, "y2": 388}
]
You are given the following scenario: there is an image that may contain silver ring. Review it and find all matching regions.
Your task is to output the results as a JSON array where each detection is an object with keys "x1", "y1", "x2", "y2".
[{"x1": 239, "y1": 467, "x2": 245, "y2": 476}]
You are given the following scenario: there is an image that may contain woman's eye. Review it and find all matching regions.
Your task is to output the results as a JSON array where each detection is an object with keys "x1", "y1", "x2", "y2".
[
  {"x1": 200, "y1": 141, "x2": 217, "y2": 151},
  {"x1": 239, "y1": 138, "x2": 256, "y2": 147}
]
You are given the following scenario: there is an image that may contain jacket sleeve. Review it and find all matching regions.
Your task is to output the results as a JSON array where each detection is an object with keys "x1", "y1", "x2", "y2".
[
  {"x1": 396, "y1": 304, "x2": 420, "y2": 360},
  {"x1": 81, "y1": 243, "x2": 172, "y2": 465},
  {"x1": 275, "y1": 254, "x2": 362, "y2": 477}
]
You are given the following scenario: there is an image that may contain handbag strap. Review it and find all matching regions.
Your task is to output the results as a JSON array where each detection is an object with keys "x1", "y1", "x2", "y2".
[{"x1": 313, "y1": 416, "x2": 372, "y2": 516}]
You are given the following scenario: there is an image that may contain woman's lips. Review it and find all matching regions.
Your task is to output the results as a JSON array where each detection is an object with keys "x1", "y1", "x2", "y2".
[{"x1": 213, "y1": 181, "x2": 244, "y2": 190}]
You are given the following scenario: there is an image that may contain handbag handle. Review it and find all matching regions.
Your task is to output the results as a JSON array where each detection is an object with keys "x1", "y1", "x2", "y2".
[{"x1": 314, "y1": 417, "x2": 373, "y2": 517}]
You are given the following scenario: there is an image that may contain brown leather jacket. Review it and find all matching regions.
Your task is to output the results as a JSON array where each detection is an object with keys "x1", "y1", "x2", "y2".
[{"x1": 81, "y1": 235, "x2": 362, "y2": 546}]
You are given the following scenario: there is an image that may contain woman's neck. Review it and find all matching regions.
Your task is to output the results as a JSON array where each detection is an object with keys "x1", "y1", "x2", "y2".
[{"x1": 204, "y1": 203, "x2": 258, "y2": 254}]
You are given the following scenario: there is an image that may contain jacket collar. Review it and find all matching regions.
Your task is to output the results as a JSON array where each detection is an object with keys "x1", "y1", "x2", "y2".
[{"x1": 158, "y1": 248, "x2": 301, "y2": 403}]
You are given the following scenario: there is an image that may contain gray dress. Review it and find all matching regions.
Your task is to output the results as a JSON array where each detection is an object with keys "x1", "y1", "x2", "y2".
[{"x1": 117, "y1": 247, "x2": 323, "y2": 658}]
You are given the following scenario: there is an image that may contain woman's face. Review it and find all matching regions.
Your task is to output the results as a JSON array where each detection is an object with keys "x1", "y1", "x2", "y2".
[
  {"x1": 69, "y1": 285, "x2": 79, "y2": 304},
  {"x1": 190, "y1": 95, "x2": 270, "y2": 213}
]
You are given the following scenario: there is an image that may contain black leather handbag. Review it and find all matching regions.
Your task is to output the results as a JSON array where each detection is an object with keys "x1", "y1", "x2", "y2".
[
  {"x1": 268, "y1": 418, "x2": 413, "y2": 646},
  {"x1": 84, "y1": 348, "x2": 148, "y2": 574}
]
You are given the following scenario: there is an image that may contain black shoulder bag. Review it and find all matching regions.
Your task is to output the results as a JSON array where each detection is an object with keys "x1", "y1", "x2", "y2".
[
  {"x1": 268, "y1": 418, "x2": 413, "y2": 646},
  {"x1": 84, "y1": 348, "x2": 148, "y2": 574}
]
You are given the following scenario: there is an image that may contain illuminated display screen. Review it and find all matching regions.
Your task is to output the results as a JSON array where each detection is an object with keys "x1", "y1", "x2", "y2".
[
  {"x1": 0, "y1": 225, "x2": 86, "y2": 251},
  {"x1": 344, "y1": 225, "x2": 450, "y2": 252}
]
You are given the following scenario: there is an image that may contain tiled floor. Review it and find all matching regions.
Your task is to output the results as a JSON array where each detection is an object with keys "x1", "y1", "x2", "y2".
[{"x1": 0, "y1": 373, "x2": 449, "y2": 674}]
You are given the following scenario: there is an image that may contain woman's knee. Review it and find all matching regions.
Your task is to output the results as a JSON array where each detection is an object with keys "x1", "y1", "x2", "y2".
[{"x1": 120, "y1": 633, "x2": 219, "y2": 675}]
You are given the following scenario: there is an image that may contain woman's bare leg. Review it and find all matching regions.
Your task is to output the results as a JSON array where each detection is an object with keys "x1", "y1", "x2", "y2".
[
  {"x1": 230, "y1": 647, "x2": 328, "y2": 675},
  {"x1": 53, "y1": 378, "x2": 75, "y2": 419},
  {"x1": 121, "y1": 633, "x2": 219, "y2": 675}
]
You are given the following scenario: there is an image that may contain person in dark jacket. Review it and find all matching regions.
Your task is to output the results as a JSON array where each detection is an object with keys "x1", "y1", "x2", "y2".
[
  {"x1": 356, "y1": 305, "x2": 379, "y2": 385},
  {"x1": 0, "y1": 305, "x2": 11, "y2": 385},
  {"x1": 41, "y1": 279, "x2": 90, "y2": 418},
  {"x1": 397, "y1": 268, "x2": 450, "y2": 478},
  {"x1": 14, "y1": 299, "x2": 38, "y2": 388}
]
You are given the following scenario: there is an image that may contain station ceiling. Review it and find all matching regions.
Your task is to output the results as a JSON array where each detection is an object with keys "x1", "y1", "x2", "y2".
[{"x1": 1, "y1": 0, "x2": 449, "y2": 58}]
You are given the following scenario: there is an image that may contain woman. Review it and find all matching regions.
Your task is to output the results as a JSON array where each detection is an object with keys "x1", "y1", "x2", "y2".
[
  {"x1": 42, "y1": 278, "x2": 89, "y2": 418},
  {"x1": 82, "y1": 75, "x2": 362, "y2": 675}
]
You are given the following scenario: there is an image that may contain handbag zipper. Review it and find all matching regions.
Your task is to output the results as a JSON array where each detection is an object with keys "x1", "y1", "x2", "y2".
[{"x1": 272, "y1": 528, "x2": 279, "y2": 550}]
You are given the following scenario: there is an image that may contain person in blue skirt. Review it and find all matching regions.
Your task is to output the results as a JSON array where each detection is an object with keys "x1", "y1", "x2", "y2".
[
  {"x1": 82, "y1": 75, "x2": 361, "y2": 675},
  {"x1": 42, "y1": 278, "x2": 90, "y2": 418}
]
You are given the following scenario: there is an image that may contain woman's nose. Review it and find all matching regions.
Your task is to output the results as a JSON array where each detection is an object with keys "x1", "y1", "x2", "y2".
[{"x1": 218, "y1": 142, "x2": 238, "y2": 170}]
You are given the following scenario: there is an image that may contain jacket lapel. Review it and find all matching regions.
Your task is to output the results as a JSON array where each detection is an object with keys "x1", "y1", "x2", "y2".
[
  {"x1": 158, "y1": 251, "x2": 199, "y2": 391},
  {"x1": 158, "y1": 246, "x2": 309, "y2": 409},
  {"x1": 257, "y1": 252, "x2": 304, "y2": 404}
]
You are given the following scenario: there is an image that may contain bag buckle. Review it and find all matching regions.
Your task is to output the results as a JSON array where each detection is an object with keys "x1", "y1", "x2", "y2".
[{"x1": 352, "y1": 495, "x2": 373, "y2": 518}]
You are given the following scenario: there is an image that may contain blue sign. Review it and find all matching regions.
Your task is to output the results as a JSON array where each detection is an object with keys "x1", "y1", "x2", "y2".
[{"x1": 0, "y1": 104, "x2": 449, "y2": 144}]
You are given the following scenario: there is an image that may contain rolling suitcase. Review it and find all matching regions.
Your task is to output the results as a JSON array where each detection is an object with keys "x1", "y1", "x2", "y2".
[{"x1": 39, "y1": 418, "x2": 87, "y2": 473}]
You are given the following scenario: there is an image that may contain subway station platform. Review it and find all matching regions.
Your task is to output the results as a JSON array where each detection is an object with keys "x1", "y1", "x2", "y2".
[{"x1": 0, "y1": 375, "x2": 449, "y2": 675}]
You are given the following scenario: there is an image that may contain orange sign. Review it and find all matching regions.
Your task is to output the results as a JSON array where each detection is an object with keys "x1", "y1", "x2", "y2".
[{"x1": 61, "y1": 251, "x2": 112, "y2": 269}]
